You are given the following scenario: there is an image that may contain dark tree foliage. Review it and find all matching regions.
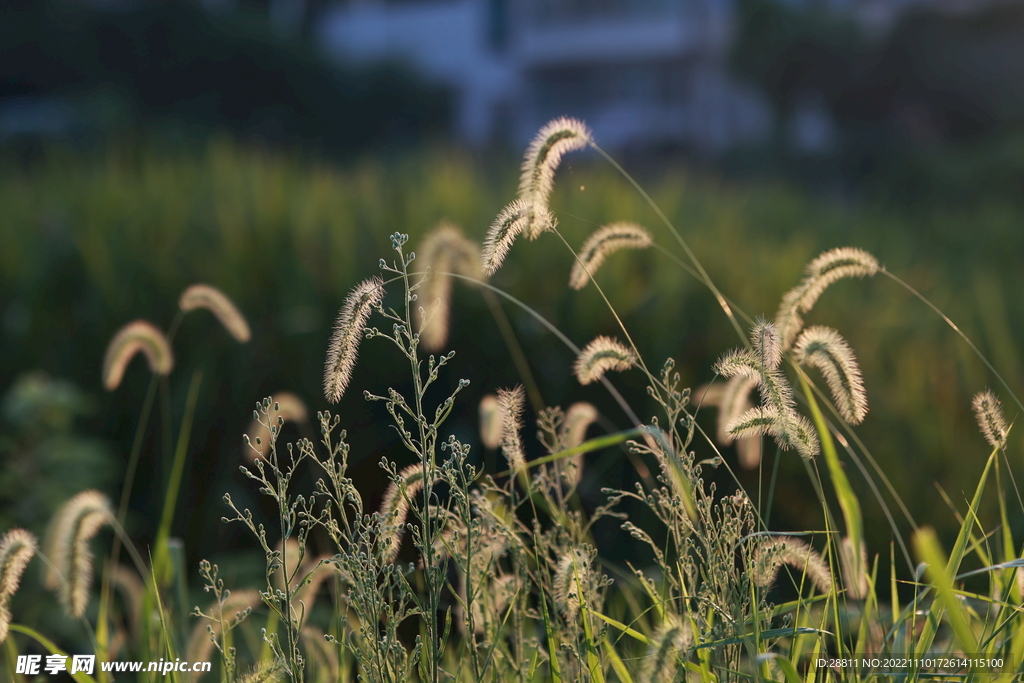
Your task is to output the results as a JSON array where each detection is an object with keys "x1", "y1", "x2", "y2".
[{"x1": 0, "y1": 0, "x2": 450, "y2": 154}]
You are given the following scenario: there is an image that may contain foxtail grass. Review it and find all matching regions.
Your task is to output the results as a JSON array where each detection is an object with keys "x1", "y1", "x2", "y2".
[
  {"x1": 102, "y1": 319, "x2": 174, "y2": 390},
  {"x1": 414, "y1": 222, "x2": 483, "y2": 352},
  {"x1": 568, "y1": 222, "x2": 652, "y2": 290},
  {"x1": 496, "y1": 385, "x2": 527, "y2": 473},
  {"x1": 323, "y1": 277, "x2": 385, "y2": 403},
  {"x1": 44, "y1": 490, "x2": 114, "y2": 617},
  {"x1": 573, "y1": 336, "x2": 637, "y2": 386},
  {"x1": 0, "y1": 529, "x2": 36, "y2": 644},
  {"x1": 972, "y1": 389, "x2": 1008, "y2": 450},
  {"x1": 518, "y1": 117, "x2": 591, "y2": 239},
  {"x1": 179, "y1": 283, "x2": 252, "y2": 343}
]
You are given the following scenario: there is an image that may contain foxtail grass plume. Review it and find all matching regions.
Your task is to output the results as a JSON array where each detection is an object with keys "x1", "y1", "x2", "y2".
[
  {"x1": 775, "y1": 247, "x2": 879, "y2": 350},
  {"x1": 639, "y1": 614, "x2": 693, "y2": 683},
  {"x1": 497, "y1": 386, "x2": 527, "y2": 472},
  {"x1": 0, "y1": 528, "x2": 37, "y2": 643},
  {"x1": 179, "y1": 283, "x2": 251, "y2": 343},
  {"x1": 245, "y1": 392, "x2": 310, "y2": 461},
  {"x1": 379, "y1": 463, "x2": 427, "y2": 563},
  {"x1": 716, "y1": 321, "x2": 819, "y2": 459},
  {"x1": 324, "y1": 277, "x2": 385, "y2": 403},
  {"x1": 236, "y1": 659, "x2": 289, "y2": 683},
  {"x1": 108, "y1": 563, "x2": 144, "y2": 636},
  {"x1": 481, "y1": 200, "x2": 536, "y2": 276},
  {"x1": 553, "y1": 548, "x2": 596, "y2": 621},
  {"x1": 752, "y1": 536, "x2": 832, "y2": 595},
  {"x1": 45, "y1": 490, "x2": 114, "y2": 617},
  {"x1": 574, "y1": 336, "x2": 637, "y2": 386},
  {"x1": 102, "y1": 320, "x2": 174, "y2": 390},
  {"x1": 415, "y1": 222, "x2": 484, "y2": 351},
  {"x1": 556, "y1": 402, "x2": 599, "y2": 484},
  {"x1": 479, "y1": 394, "x2": 503, "y2": 449},
  {"x1": 569, "y1": 222, "x2": 653, "y2": 290},
  {"x1": 972, "y1": 390, "x2": 1008, "y2": 450},
  {"x1": 519, "y1": 117, "x2": 591, "y2": 239},
  {"x1": 726, "y1": 407, "x2": 821, "y2": 462},
  {"x1": 793, "y1": 326, "x2": 868, "y2": 424}
]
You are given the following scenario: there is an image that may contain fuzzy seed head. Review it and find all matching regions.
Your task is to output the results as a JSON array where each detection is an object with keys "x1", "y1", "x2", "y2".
[
  {"x1": 793, "y1": 326, "x2": 868, "y2": 424},
  {"x1": 553, "y1": 548, "x2": 597, "y2": 621},
  {"x1": 557, "y1": 402, "x2": 599, "y2": 485},
  {"x1": 569, "y1": 222, "x2": 652, "y2": 290},
  {"x1": 776, "y1": 247, "x2": 879, "y2": 350},
  {"x1": 245, "y1": 392, "x2": 309, "y2": 461},
  {"x1": 497, "y1": 386, "x2": 527, "y2": 472},
  {"x1": 102, "y1": 320, "x2": 174, "y2": 390},
  {"x1": 713, "y1": 349, "x2": 761, "y2": 382},
  {"x1": 752, "y1": 319, "x2": 782, "y2": 370},
  {"x1": 179, "y1": 283, "x2": 251, "y2": 343},
  {"x1": 752, "y1": 536, "x2": 832, "y2": 595},
  {"x1": 0, "y1": 529, "x2": 36, "y2": 601},
  {"x1": 640, "y1": 613, "x2": 693, "y2": 683},
  {"x1": 415, "y1": 222, "x2": 484, "y2": 352},
  {"x1": 573, "y1": 336, "x2": 637, "y2": 385},
  {"x1": 775, "y1": 412, "x2": 820, "y2": 460},
  {"x1": 379, "y1": 463, "x2": 427, "y2": 563},
  {"x1": 519, "y1": 117, "x2": 591, "y2": 239},
  {"x1": 727, "y1": 407, "x2": 781, "y2": 442},
  {"x1": 806, "y1": 246, "x2": 879, "y2": 283},
  {"x1": 479, "y1": 394, "x2": 503, "y2": 449},
  {"x1": 727, "y1": 407, "x2": 819, "y2": 460},
  {"x1": 324, "y1": 277, "x2": 385, "y2": 403},
  {"x1": 973, "y1": 390, "x2": 1008, "y2": 450},
  {"x1": 45, "y1": 490, "x2": 114, "y2": 617},
  {"x1": 774, "y1": 287, "x2": 807, "y2": 356},
  {"x1": 0, "y1": 528, "x2": 37, "y2": 643},
  {"x1": 108, "y1": 563, "x2": 144, "y2": 635},
  {"x1": 237, "y1": 659, "x2": 289, "y2": 683},
  {"x1": 736, "y1": 435, "x2": 762, "y2": 470},
  {"x1": 481, "y1": 200, "x2": 535, "y2": 276}
]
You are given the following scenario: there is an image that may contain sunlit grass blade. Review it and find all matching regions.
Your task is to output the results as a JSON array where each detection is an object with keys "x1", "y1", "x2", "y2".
[
  {"x1": 913, "y1": 526, "x2": 979, "y2": 653},
  {"x1": 152, "y1": 369, "x2": 203, "y2": 588},
  {"x1": 798, "y1": 371, "x2": 864, "y2": 599},
  {"x1": 914, "y1": 449, "x2": 994, "y2": 658}
]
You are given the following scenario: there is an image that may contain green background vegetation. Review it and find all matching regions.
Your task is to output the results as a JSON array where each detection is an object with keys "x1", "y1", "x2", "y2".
[{"x1": 2, "y1": 137, "x2": 1021, "y2": 583}]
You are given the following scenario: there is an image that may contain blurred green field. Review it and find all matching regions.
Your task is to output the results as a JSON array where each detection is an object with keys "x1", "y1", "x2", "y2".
[{"x1": 1, "y1": 136, "x2": 1022, "y2": 575}]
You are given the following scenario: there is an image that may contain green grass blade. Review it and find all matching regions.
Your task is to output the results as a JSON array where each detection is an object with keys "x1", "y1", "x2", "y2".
[
  {"x1": 589, "y1": 610, "x2": 653, "y2": 645},
  {"x1": 538, "y1": 585, "x2": 563, "y2": 683},
  {"x1": 601, "y1": 634, "x2": 634, "y2": 683},
  {"x1": 912, "y1": 526, "x2": 979, "y2": 653},
  {"x1": 799, "y1": 372, "x2": 864, "y2": 597},
  {"x1": 916, "y1": 449, "x2": 995, "y2": 656},
  {"x1": 153, "y1": 370, "x2": 203, "y2": 587}
]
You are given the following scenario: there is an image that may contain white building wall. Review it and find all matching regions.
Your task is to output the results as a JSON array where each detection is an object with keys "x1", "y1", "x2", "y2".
[{"x1": 316, "y1": 0, "x2": 773, "y2": 152}]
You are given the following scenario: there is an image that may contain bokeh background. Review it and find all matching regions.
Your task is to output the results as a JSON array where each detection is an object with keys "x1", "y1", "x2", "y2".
[{"x1": 2, "y1": 0, "x2": 1024, "y2": 647}]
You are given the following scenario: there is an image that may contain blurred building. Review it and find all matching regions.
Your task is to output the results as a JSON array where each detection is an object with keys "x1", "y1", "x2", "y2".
[{"x1": 316, "y1": 0, "x2": 773, "y2": 152}]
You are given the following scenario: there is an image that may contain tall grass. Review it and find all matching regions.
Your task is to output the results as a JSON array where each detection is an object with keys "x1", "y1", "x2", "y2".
[{"x1": 1, "y1": 128, "x2": 1024, "y2": 682}]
